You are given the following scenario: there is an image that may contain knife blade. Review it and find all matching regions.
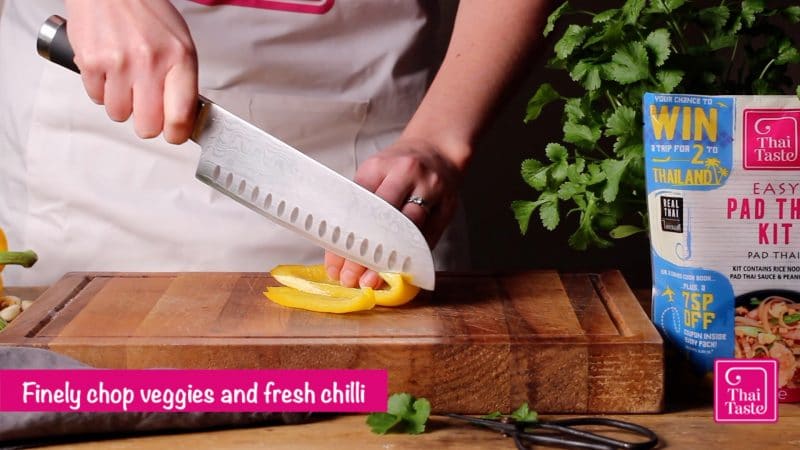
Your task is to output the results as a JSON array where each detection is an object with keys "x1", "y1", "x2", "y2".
[{"x1": 36, "y1": 15, "x2": 435, "y2": 290}]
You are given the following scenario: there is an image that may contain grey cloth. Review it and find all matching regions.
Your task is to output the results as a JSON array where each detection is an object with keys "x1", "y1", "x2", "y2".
[{"x1": 0, "y1": 347, "x2": 312, "y2": 448}]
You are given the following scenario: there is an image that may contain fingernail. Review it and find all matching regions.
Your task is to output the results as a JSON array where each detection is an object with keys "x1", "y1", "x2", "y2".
[
  {"x1": 340, "y1": 269, "x2": 358, "y2": 287},
  {"x1": 326, "y1": 266, "x2": 339, "y2": 281},
  {"x1": 359, "y1": 271, "x2": 379, "y2": 288}
]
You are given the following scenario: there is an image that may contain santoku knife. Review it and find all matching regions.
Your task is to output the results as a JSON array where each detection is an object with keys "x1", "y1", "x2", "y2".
[{"x1": 36, "y1": 15, "x2": 435, "y2": 290}]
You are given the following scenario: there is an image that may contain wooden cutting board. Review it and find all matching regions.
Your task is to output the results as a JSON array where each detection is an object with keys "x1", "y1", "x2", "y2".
[{"x1": 0, "y1": 270, "x2": 663, "y2": 414}]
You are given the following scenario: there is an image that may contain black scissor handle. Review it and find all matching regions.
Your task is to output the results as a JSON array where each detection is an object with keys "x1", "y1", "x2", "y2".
[
  {"x1": 447, "y1": 414, "x2": 658, "y2": 450},
  {"x1": 541, "y1": 417, "x2": 659, "y2": 450}
]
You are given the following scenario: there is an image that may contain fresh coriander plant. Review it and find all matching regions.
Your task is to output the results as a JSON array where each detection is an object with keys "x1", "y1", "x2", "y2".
[
  {"x1": 367, "y1": 393, "x2": 431, "y2": 435},
  {"x1": 513, "y1": 0, "x2": 800, "y2": 249}
]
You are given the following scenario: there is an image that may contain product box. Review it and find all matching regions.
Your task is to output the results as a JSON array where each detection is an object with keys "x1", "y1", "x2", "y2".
[{"x1": 643, "y1": 93, "x2": 800, "y2": 402}]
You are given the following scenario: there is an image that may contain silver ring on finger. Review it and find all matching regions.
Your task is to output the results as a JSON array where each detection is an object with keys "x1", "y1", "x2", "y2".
[{"x1": 406, "y1": 195, "x2": 430, "y2": 213}]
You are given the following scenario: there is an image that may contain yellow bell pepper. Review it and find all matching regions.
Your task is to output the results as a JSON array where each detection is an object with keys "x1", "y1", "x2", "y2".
[
  {"x1": 264, "y1": 264, "x2": 421, "y2": 313},
  {"x1": 264, "y1": 286, "x2": 376, "y2": 314},
  {"x1": 271, "y1": 264, "x2": 420, "y2": 307}
]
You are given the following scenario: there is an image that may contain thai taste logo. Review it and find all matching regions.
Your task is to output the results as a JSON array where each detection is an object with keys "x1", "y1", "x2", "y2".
[
  {"x1": 743, "y1": 109, "x2": 800, "y2": 170},
  {"x1": 714, "y1": 359, "x2": 778, "y2": 423}
]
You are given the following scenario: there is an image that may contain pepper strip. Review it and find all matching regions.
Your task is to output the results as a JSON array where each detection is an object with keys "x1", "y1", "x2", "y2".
[
  {"x1": 264, "y1": 286, "x2": 376, "y2": 314},
  {"x1": 0, "y1": 227, "x2": 38, "y2": 294}
]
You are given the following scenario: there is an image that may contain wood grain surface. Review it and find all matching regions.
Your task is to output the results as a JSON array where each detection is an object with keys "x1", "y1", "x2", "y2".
[
  {"x1": 32, "y1": 404, "x2": 800, "y2": 450},
  {"x1": 0, "y1": 270, "x2": 663, "y2": 414}
]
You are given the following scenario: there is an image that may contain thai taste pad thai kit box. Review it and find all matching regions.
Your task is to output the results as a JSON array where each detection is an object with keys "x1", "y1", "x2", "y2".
[{"x1": 643, "y1": 93, "x2": 800, "y2": 402}]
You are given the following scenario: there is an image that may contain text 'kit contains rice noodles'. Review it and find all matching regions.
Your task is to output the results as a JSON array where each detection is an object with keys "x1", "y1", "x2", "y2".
[{"x1": 644, "y1": 93, "x2": 800, "y2": 402}]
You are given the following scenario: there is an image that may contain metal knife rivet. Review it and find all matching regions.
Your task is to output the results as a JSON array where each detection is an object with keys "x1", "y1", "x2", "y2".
[
  {"x1": 212, "y1": 165, "x2": 221, "y2": 179},
  {"x1": 263, "y1": 193, "x2": 272, "y2": 209},
  {"x1": 290, "y1": 207, "x2": 299, "y2": 223},
  {"x1": 225, "y1": 173, "x2": 233, "y2": 189},
  {"x1": 387, "y1": 251, "x2": 398, "y2": 270},
  {"x1": 373, "y1": 244, "x2": 383, "y2": 264},
  {"x1": 277, "y1": 200, "x2": 286, "y2": 217},
  {"x1": 251, "y1": 186, "x2": 260, "y2": 203},
  {"x1": 359, "y1": 239, "x2": 369, "y2": 257},
  {"x1": 304, "y1": 214, "x2": 314, "y2": 231},
  {"x1": 238, "y1": 179, "x2": 246, "y2": 195},
  {"x1": 317, "y1": 220, "x2": 327, "y2": 237},
  {"x1": 331, "y1": 226, "x2": 341, "y2": 244}
]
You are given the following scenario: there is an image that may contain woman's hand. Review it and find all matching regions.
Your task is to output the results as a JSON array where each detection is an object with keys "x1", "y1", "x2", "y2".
[
  {"x1": 324, "y1": 137, "x2": 464, "y2": 288},
  {"x1": 64, "y1": 0, "x2": 198, "y2": 143}
]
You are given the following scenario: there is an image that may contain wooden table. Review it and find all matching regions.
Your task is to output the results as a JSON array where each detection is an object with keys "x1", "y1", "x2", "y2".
[{"x1": 4, "y1": 287, "x2": 798, "y2": 449}]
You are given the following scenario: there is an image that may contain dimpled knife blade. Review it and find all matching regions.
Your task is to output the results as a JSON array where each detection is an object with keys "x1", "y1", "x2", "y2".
[{"x1": 192, "y1": 99, "x2": 435, "y2": 290}]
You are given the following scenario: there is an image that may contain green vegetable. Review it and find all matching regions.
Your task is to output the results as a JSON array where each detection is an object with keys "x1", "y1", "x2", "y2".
[
  {"x1": 750, "y1": 297, "x2": 762, "y2": 306},
  {"x1": 366, "y1": 393, "x2": 431, "y2": 435},
  {"x1": 783, "y1": 313, "x2": 800, "y2": 325},
  {"x1": 0, "y1": 317, "x2": 6, "y2": 332},
  {"x1": 513, "y1": 0, "x2": 800, "y2": 249},
  {"x1": 483, "y1": 402, "x2": 538, "y2": 423},
  {"x1": 735, "y1": 326, "x2": 762, "y2": 337}
]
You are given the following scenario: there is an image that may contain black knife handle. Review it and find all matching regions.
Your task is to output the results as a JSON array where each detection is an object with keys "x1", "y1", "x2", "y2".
[{"x1": 37, "y1": 15, "x2": 80, "y2": 73}]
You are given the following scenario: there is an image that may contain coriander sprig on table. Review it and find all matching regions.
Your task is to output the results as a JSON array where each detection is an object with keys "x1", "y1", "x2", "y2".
[
  {"x1": 366, "y1": 393, "x2": 538, "y2": 435},
  {"x1": 367, "y1": 393, "x2": 431, "y2": 435}
]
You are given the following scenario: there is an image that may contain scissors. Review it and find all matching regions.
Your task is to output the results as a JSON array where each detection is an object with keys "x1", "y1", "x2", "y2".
[{"x1": 447, "y1": 413, "x2": 659, "y2": 450}]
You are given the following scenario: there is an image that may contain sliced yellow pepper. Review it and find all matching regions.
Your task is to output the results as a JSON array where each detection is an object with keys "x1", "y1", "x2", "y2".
[
  {"x1": 264, "y1": 286, "x2": 376, "y2": 314},
  {"x1": 271, "y1": 264, "x2": 420, "y2": 307}
]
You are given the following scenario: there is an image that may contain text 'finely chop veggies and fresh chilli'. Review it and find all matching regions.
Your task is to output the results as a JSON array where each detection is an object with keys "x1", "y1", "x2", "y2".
[{"x1": 644, "y1": 94, "x2": 800, "y2": 402}]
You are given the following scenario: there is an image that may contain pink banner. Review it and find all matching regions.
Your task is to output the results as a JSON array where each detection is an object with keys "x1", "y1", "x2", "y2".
[{"x1": 0, "y1": 369, "x2": 386, "y2": 413}]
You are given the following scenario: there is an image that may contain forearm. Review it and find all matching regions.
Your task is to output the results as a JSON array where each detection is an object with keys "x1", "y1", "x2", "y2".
[{"x1": 402, "y1": 0, "x2": 551, "y2": 171}]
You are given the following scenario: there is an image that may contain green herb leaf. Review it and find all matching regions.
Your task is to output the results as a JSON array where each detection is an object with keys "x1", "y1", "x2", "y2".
[
  {"x1": 622, "y1": 0, "x2": 645, "y2": 24},
  {"x1": 557, "y1": 181, "x2": 583, "y2": 200},
  {"x1": 368, "y1": 393, "x2": 431, "y2": 435},
  {"x1": 605, "y1": 106, "x2": 637, "y2": 137},
  {"x1": 564, "y1": 98, "x2": 585, "y2": 121},
  {"x1": 555, "y1": 25, "x2": 588, "y2": 59},
  {"x1": 564, "y1": 122, "x2": 601, "y2": 149},
  {"x1": 0, "y1": 317, "x2": 6, "y2": 332},
  {"x1": 600, "y1": 159, "x2": 629, "y2": 202},
  {"x1": 568, "y1": 193, "x2": 611, "y2": 250},
  {"x1": 521, "y1": 159, "x2": 548, "y2": 190},
  {"x1": 593, "y1": 9, "x2": 618, "y2": 23},
  {"x1": 645, "y1": 29, "x2": 671, "y2": 67},
  {"x1": 741, "y1": 0, "x2": 765, "y2": 28},
  {"x1": 510, "y1": 402, "x2": 539, "y2": 423},
  {"x1": 367, "y1": 413, "x2": 403, "y2": 435},
  {"x1": 405, "y1": 398, "x2": 431, "y2": 434},
  {"x1": 647, "y1": 0, "x2": 685, "y2": 14},
  {"x1": 539, "y1": 193, "x2": 560, "y2": 230},
  {"x1": 610, "y1": 224, "x2": 644, "y2": 238},
  {"x1": 511, "y1": 200, "x2": 537, "y2": 234},
  {"x1": 482, "y1": 411, "x2": 503, "y2": 420},
  {"x1": 655, "y1": 69, "x2": 684, "y2": 92},
  {"x1": 698, "y1": 6, "x2": 730, "y2": 31},
  {"x1": 570, "y1": 61, "x2": 602, "y2": 91},
  {"x1": 604, "y1": 42, "x2": 650, "y2": 84},
  {"x1": 785, "y1": 6, "x2": 800, "y2": 23},
  {"x1": 545, "y1": 143, "x2": 569, "y2": 163},
  {"x1": 525, "y1": 84, "x2": 561, "y2": 123},
  {"x1": 750, "y1": 298, "x2": 762, "y2": 306},
  {"x1": 775, "y1": 39, "x2": 800, "y2": 65},
  {"x1": 544, "y1": 2, "x2": 570, "y2": 37}
]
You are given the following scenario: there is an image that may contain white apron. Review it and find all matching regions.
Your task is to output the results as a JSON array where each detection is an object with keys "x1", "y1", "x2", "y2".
[{"x1": 0, "y1": 0, "x2": 468, "y2": 285}]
